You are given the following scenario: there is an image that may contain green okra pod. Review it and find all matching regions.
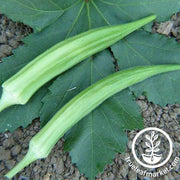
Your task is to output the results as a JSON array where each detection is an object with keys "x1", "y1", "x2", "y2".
[
  {"x1": 0, "y1": 15, "x2": 156, "y2": 112},
  {"x1": 5, "y1": 64, "x2": 180, "y2": 178}
]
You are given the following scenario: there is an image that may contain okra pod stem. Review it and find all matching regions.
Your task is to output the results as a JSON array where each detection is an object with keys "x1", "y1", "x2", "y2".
[
  {"x1": 5, "y1": 64, "x2": 180, "y2": 178},
  {"x1": 0, "y1": 15, "x2": 156, "y2": 112}
]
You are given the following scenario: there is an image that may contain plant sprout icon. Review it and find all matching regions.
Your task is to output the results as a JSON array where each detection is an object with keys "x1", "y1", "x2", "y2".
[{"x1": 142, "y1": 131, "x2": 162, "y2": 164}]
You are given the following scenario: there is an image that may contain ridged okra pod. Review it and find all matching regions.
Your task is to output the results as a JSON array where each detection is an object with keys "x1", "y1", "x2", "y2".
[
  {"x1": 5, "y1": 64, "x2": 180, "y2": 178},
  {"x1": 0, "y1": 15, "x2": 156, "y2": 112}
]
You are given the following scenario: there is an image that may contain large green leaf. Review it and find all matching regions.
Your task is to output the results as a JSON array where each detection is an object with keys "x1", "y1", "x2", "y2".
[
  {"x1": 0, "y1": 0, "x2": 179, "y2": 132},
  {"x1": 0, "y1": 0, "x2": 64, "y2": 31},
  {"x1": 0, "y1": 0, "x2": 180, "y2": 178},
  {"x1": 1, "y1": 0, "x2": 179, "y2": 31},
  {"x1": 40, "y1": 50, "x2": 143, "y2": 179},
  {"x1": 0, "y1": 0, "x2": 137, "y2": 133},
  {"x1": 111, "y1": 31, "x2": 180, "y2": 105}
]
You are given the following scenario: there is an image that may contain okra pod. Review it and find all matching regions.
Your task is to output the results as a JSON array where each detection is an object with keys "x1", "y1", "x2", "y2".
[
  {"x1": 0, "y1": 15, "x2": 156, "y2": 112},
  {"x1": 5, "y1": 64, "x2": 180, "y2": 178}
]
